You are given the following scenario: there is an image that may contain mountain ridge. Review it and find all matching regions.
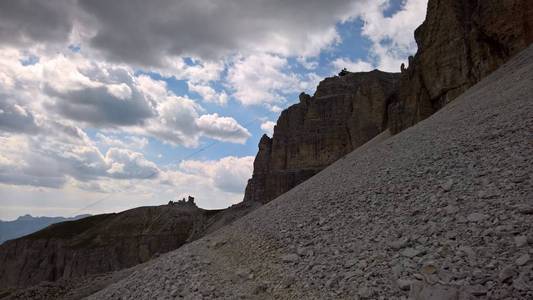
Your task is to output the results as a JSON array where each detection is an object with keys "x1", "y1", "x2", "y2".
[
  {"x1": 0, "y1": 214, "x2": 90, "y2": 245},
  {"x1": 1, "y1": 0, "x2": 532, "y2": 297},
  {"x1": 89, "y1": 43, "x2": 533, "y2": 299}
]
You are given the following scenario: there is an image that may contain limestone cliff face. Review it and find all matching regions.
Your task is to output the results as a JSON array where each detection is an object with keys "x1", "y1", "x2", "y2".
[
  {"x1": 0, "y1": 203, "x2": 221, "y2": 289},
  {"x1": 244, "y1": 70, "x2": 399, "y2": 204},
  {"x1": 389, "y1": 0, "x2": 533, "y2": 133}
]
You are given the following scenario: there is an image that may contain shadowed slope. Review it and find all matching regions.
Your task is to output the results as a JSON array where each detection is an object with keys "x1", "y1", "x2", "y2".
[{"x1": 90, "y1": 44, "x2": 533, "y2": 299}]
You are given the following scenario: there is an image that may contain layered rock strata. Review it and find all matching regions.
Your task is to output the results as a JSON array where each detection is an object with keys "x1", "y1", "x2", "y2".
[
  {"x1": 389, "y1": 0, "x2": 533, "y2": 133},
  {"x1": 0, "y1": 202, "x2": 222, "y2": 289},
  {"x1": 244, "y1": 70, "x2": 400, "y2": 204}
]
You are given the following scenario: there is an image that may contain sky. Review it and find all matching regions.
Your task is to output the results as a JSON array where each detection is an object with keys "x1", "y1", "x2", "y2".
[{"x1": 0, "y1": 0, "x2": 428, "y2": 220}]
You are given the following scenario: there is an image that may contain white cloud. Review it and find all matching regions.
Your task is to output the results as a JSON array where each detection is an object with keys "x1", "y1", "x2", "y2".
[
  {"x1": 297, "y1": 57, "x2": 319, "y2": 70},
  {"x1": 0, "y1": 48, "x2": 251, "y2": 147},
  {"x1": 96, "y1": 133, "x2": 148, "y2": 149},
  {"x1": 196, "y1": 114, "x2": 251, "y2": 144},
  {"x1": 331, "y1": 57, "x2": 374, "y2": 73},
  {"x1": 105, "y1": 148, "x2": 158, "y2": 179},
  {"x1": 0, "y1": 0, "x2": 430, "y2": 218},
  {"x1": 226, "y1": 53, "x2": 320, "y2": 106},
  {"x1": 359, "y1": 0, "x2": 428, "y2": 71},
  {"x1": 106, "y1": 83, "x2": 132, "y2": 100},
  {"x1": 179, "y1": 156, "x2": 254, "y2": 194},
  {"x1": 187, "y1": 82, "x2": 228, "y2": 105},
  {"x1": 156, "y1": 58, "x2": 224, "y2": 84},
  {"x1": 260, "y1": 121, "x2": 276, "y2": 137}
]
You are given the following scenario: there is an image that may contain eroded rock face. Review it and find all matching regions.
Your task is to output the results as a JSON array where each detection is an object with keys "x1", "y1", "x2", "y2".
[
  {"x1": 389, "y1": 0, "x2": 533, "y2": 133},
  {"x1": 0, "y1": 203, "x2": 222, "y2": 289},
  {"x1": 244, "y1": 70, "x2": 399, "y2": 204}
]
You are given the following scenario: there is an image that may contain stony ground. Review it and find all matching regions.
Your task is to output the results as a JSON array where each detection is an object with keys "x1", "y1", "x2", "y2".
[{"x1": 83, "y1": 46, "x2": 533, "y2": 299}]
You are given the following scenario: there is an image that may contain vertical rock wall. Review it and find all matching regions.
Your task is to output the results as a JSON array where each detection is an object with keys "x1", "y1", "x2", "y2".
[
  {"x1": 389, "y1": 0, "x2": 533, "y2": 133},
  {"x1": 244, "y1": 71, "x2": 400, "y2": 204}
]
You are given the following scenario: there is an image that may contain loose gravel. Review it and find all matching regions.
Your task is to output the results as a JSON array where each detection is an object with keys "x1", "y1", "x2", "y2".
[{"x1": 89, "y1": 46, "x2": 533, "y2": 299}]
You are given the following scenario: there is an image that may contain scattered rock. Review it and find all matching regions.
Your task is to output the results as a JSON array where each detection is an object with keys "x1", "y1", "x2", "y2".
[
  {"x1": 281, "y1": 254, "x2": 299, "y2": 263},
  {"x1": 467, "y1": 213, "x2": 488, "y2": 222},
  {"x1": 499, "y1": 266, "x2": 518, "y2": 283},
  {"x1": 441, "y1": 180, "x2": 454, "y2": 192},
  {"x1": 401, "y1": 248, "x2": 424, "y2": 258},
  {"x1": 514, "y1": 235, "x2": 528, "y2": 247},
  {"x1": 515, "y1": 254, "x2": 530, "y2": 266},
  {"x1": 516, "y1": 205, "x2": 533, "y2": 215},
  {"x1": 468, "y1": 284, "x2": 488, "y2": 296},
  {"x1": 397, "y1": 278, "x2": 413, "y2": 291},
  {"x1": 389, "y1": 237, "x2": 409, "y2": 250}
]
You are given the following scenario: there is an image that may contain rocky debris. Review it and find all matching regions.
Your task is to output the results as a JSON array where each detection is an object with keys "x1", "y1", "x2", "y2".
[
  {"x1": 389, "y1": 0, "x2": 533, "y2": 133},
  {"x1": 87, "y1": 44, "x2": 533, "y2": 300},
  {"x1": 467, "y1": 212, "x2": 489, "y2": 222},
  {"x1": 244, "y1": 70, "x2": 399, "y2": 204},
  {"x1": 516, "y1": 254, "x2": 530, "y2": 266},
  {"x1": 281, "y1": 254, "x2": 299, "y2": 263}
]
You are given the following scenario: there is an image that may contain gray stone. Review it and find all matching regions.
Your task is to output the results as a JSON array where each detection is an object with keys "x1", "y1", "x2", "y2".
[
  {"x1": 499, "y1": 266, "x2": 518, "y2": 282},
  {"x1": 441, "y1": 180, "x2": 454, "y2": 192},
  {"x1": 401, "y1": 248, "x2": 424, "y2": 258},
  {"x1": 516, "y1": 254, "x2": 530, "y2": 266},
  {"x1": 467, "y1": 213, "x2": 488, "y2": 222},
  {"x1": 389, "y1": 237, "x2": 409, "y2": 250},
  {"x1": 514, "y1": 235, "x2": 528, "y2": 247},
  {"x1": 281, "y1": 254, "x2": 300, "y2": 263},
  {"x1": 397, "y1": 278, "x2": 413, "y2": 291}
]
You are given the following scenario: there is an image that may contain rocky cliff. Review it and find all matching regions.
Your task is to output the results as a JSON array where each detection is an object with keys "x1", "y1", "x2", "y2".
[
  {"x1": 89, "y1": 44, "x2": 533, "y2": 299},
  {"x1": 0, "y1": 201, "x2": 222, "y2": 289},
  {"x1": 244, "y1": 70, "x2": 399, "y2": 204},
  {"x1": 389, "y1": 0, "x2": 533, "y2": 133},
  {"x1": 245, "y1": 0, "x2": 533, "y2": 205}
]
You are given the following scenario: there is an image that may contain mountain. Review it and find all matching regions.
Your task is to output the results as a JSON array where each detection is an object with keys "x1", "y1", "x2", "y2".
[
  {"x1": 0, "y1": 214, "x2": 90, "y2": 245},
  {"x1": 243, "y1": 0, "x2": 533, "y2": 206},
  {"x1": 1, "y1": 0, "x2": 532, "y2": 298},
  {"x1": 389, "y1": 0, "x2": 533, "y2": 133},
  {"x1": 88, "y1": 43, "x2": 533, "y2": 299},
  {"x1": 244, "y1": 70, "x2": 399, "y2": 204},
  {"x1": 0, "y1": 199, "x2": 239, "y2": 290}
]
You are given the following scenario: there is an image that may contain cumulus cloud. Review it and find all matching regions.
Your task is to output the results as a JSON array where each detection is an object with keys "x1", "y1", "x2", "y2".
[
  {"x1": 0, "y1": 101, "x2": 39, "y2": 134},
  {"x1": 0, "y1": 124, "x2": 159, "y2": 189},
  {"x1": 74, "y1": 0, "x2": 362, "y2": 65},
  {"x1": 105, "y1": 148, "x2": 158, "y2": 179},
  {"x1": 187, "y1": 82, "x2": 228, "y2": 105},
  {"x1": 196, "y1": 114, "x2": 251, "y2": 144},
  {"x1": 179, "y1": 156, "x2": 254, "y2": 194},
  {"x1": 96, "y1": 133, "x2": 148, "y2": 149},
  {"x1": 358, "y1": 0, "x2": 428, "y2": 71},
  {"x1": 0, "y1": 49, "x2": 251, "y2": 147},
  {"x1": 260, "y1": 121, "x2": 276, "y2": 137},
  {"x1": 0, "y1": 0, "x2": 75, "y2": 47},
  {"x1": 0, "y1": 0, "x2": 429, "y2": 217},
  {"x1": 331, "y1": 57, "x2": 374, "y2": 73},
  {"x1": 226, "y1": 53, "x2": 321, "y2": 106}
]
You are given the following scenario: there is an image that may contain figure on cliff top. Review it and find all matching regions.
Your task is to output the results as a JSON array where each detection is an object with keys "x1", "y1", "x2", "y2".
[{"x1": 338, "y1": 68, "x2": 349, "y2": 76}]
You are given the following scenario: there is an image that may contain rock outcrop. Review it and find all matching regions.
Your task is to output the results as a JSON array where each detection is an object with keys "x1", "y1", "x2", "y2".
[
  {"x1": 245, "y1": 0, "x2": 533, "y2": 205},
  {"x1": 0, "y1": 202, "x2": 222, "y2": 289},
  {"x1": 389, "y1": 0, "x2": 533, "y2": 133},
  {"x1": 89, "y1": 44, "x2": 533, "y2": 300},
  {"x1": 244, "y1": 70, "x2": 399, "y2": 204}
]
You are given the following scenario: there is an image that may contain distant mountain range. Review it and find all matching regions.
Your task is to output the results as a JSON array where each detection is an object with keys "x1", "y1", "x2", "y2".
[{"x1": 0, "y1": 214, "x2": 90, "y2": 244}]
